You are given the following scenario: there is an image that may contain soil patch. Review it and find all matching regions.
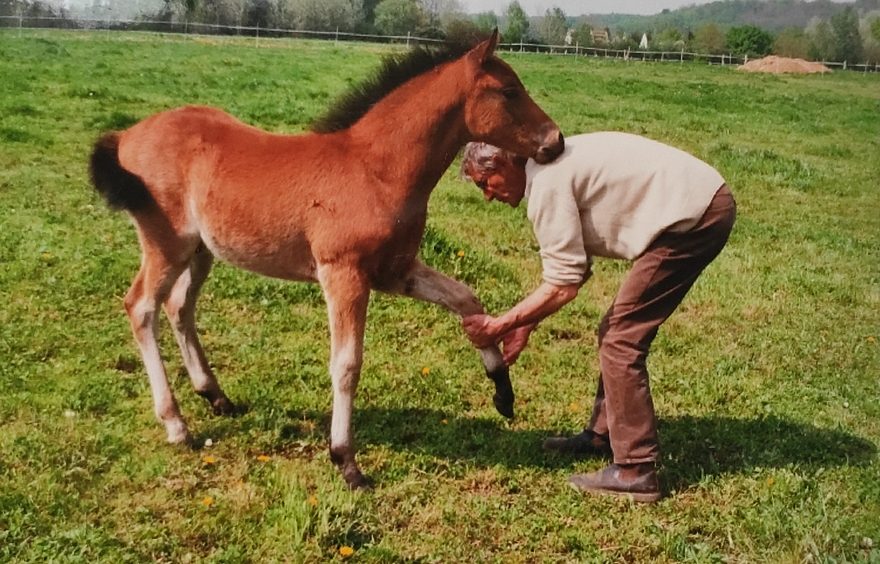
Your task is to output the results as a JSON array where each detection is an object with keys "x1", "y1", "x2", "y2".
[{"x1": 738, "y1": 55, "x2": 831, "y2": 74}]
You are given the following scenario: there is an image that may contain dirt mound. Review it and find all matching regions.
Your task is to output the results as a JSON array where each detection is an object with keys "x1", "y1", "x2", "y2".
[{"x1": 738, "y1": 55, "x2": 831, "y2": 74}]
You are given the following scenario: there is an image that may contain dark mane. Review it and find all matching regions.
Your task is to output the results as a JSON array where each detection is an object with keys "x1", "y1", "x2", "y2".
[{"x1": 310, "y1": 41, "x2": 476, "y2": 134}]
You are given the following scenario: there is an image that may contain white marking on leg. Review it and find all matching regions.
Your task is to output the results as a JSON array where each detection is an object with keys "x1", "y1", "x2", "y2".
[
  {"x1": 132, "y1": 300, "x2": 189, "y2": 444},
  {"x1": 330, "y1": 336, "x2": 359, "y2": 452},
  {"x1": 480, "y1": 347, "x2": 505, "y2": 373}
]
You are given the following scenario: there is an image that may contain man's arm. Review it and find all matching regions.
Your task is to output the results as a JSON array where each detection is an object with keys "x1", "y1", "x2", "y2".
[{"x1": 462, "y1": 281, "x2": 580, "y2": 348}]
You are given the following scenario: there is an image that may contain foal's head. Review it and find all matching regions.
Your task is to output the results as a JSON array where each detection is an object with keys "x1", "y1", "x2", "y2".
[{"x1": 460, "y1": 30, "x2": 564, "y2": 164}]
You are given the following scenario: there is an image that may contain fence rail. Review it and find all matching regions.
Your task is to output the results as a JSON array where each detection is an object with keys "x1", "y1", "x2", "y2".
[{"x1": 2, "y1": 15, "x2": 877, "y2": 73}]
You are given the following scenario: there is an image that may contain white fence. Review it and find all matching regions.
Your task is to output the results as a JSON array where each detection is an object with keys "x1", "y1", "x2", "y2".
[{"x1": 2, "y1": 15, "x2": 877, "y2": 73}]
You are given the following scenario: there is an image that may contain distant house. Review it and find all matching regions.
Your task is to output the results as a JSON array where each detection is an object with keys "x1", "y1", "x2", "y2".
[{"x1": 591, "y1": 27, "x2": 611, "y2": 45}]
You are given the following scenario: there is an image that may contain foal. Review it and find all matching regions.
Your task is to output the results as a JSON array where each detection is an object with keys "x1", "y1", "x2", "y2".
[{"x1": 89, "y1": 31, "x2": 564, "y2": 488}]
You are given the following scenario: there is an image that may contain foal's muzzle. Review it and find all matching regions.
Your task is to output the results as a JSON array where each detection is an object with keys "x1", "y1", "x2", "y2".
[{"x1": 534, "y1": 128, "x2": 565, "y2": 164}]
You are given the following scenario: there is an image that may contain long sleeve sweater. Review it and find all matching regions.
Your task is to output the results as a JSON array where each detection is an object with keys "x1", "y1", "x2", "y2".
[{"x1": 525, "y1": 132, "x2": 725, "y2": 286}]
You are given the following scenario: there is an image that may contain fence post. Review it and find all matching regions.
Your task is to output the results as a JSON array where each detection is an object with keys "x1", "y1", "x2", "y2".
[
  {"x1": 255, "y1": 24, "x2": 259, "y2": 47},
  {"x1": 18, "y1": 8, "x2": 22, "y2": 37},
  {"x1": 335, "y1": 26, "x2": 339, "y2": 46},
  {"x1": 843, "y1": 60, "x2": 847, "y2": 70},
  {"x1": 680, "y1": 48, "x2": 683, "y2": 63},
  {"x1": 406, "y1": 31, "x2": 410, "y2": 47}
]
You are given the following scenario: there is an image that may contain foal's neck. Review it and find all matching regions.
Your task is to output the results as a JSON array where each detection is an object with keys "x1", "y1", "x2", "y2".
[{"x1": 351, "y1": 61, "x2": 467, "y2": 198}]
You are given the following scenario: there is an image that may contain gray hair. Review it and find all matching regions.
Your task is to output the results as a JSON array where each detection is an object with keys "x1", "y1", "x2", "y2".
[{"x1": 459, "y1": 142, "x2": 514, "y2": 181}]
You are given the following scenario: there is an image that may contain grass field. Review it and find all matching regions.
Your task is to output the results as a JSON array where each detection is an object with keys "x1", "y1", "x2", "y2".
[{"x1": 1, "y1": 30, "x2": 878, "y2": 562}]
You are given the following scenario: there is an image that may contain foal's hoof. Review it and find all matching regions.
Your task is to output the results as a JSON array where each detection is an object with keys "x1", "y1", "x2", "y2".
[
  {"x1": 487, "y1": 367, "x2": 515, "y2": 419},
  {"x1": 342, "y1": 466, "x2": 372, "y2": 490},
  {"x1": 211, "y1": 396, "x2": 236, "y2": 417},
  {"x1": 197, "y1": 390, "x2": 237, "y2": 416},
  {"x1": 166, "y1": 422, "x2": 193, "y2": 447}
]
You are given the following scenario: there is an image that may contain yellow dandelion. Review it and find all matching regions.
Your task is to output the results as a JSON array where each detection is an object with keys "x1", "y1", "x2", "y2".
[
  {"x1": 202, "y1": 454, "x2": 217, "y2": 465},
  {"x1": 256, "y1": 454, "x2": 271, "y2": 462},
  {"x1": 307, "y1": 495, "x2": 318, "y2": 507},
  {"x1": 441, "y1": 419, "x2": 448, "y2": 425},
  {"x1": 201, "y1": 496, "x2": 214, "y2": 507},
  {"x1": 868, "y1": 336, "x2": 876, "y2": 344},
  {"x1": 766, "y1": 477, "x2": 775, "y2": 486},
  {"x1": 421, "y1": 366, "x2": 430, "y2": 376},
  {"x1": 456, "y1": 250, "x2": 465, "y2": 258},
  {"x1": 568, "y1": 402, "x2": 579, "y2": 413},
  {"x1": 338, "y1": 546, "x2": 354, "y2": 558}
]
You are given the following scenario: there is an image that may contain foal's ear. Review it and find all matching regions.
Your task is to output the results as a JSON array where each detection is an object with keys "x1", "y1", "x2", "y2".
[{"x1": 468, "y1": 28, "x2": 499, "y2": 66}]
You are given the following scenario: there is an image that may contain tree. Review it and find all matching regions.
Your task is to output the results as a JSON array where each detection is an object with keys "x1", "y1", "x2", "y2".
[
  {"x1": 358, "y1": 0, "x2": 380, "y2": 30},
  {"x1": 283, "y1": 0, "x2": 363, "y2": 32},
  {"x1": 503, "y1": 1, "x2": 528, "y2": 44},
  {"x1": 536, "y1": 6, "x2": 567, "y2": 45},
  {"x1": 862, "y1": 14, "x2": 880, "y2": 64},
  {"x1": 830, "y1": 6, "x2": 862, "y2": 62},
  {"x1": 773, "y1": 27, "x2": 809, "y2": 59},
  {"x1": 570, "y1": 21, "x2": 593, "y2": 47},
  {"x1": 693, "y1": 23, "x2": 725, "y2": 54},
  {"x1": 443, "y1": 17, "x2": 482, "y2": 44},
  {"x1": 419, "y1": 0, "x2": 459, "y2": 30},
  {"x1": 655, "y1": 26, "x2": 684, "y2": 50},
  {"x1": 807, "y1": 19, "x2": 836, "y2": 61},
  {"x1": 374, "y1": 0, "x2": 423, "y2": 35},
  {"x1": 725, "y1": 24, "x2": 773, "y2": 57},
  {"x1": 245, "y1": 0, "x2": 274, "y2": 28},
  {"x1": 473, "y1": 11, "x2": 497, "y2": 33}
]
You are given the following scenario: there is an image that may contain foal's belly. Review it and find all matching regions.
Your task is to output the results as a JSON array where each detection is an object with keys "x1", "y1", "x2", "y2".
[{"x1": 199, "y1": 221, "x2": 318, "y2": 282}]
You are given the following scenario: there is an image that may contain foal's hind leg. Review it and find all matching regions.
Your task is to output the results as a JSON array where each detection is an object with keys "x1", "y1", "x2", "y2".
[
  {"x1": 384, "y1": 260, "x2": 515, "y2": 418},
  {"x1": 318, "y1": 263, "x2": 371, "y2": 489},
  {"x1": 125, "y1": 249, "x2": 192, "y2": 445},
  {"x1": 163, "y1": 244, "x2": 235, "y2": 416}
]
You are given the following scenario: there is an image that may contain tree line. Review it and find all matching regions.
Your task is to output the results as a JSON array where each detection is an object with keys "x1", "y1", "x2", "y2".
[{"x1": 3, "y1": 0, "x2": 879, "y2": 63}]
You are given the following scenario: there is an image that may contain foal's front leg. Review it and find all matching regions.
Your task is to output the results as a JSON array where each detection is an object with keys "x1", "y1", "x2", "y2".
[
  {"x1": 387, "y1": 260, "x2": 515, "y2": 418},
  {"x1": 317, "y1": 263, "x2": 371, "y2": 489}
]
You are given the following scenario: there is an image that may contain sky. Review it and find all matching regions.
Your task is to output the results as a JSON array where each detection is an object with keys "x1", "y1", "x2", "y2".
[{"x1": 460, "y1": 0, "x2": 852, "y2": 16}]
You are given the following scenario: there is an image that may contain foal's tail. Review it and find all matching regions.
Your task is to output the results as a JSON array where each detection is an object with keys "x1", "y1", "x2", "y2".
[{"x1": 89, "y1": 132, "x2": 154, "y2": 212}]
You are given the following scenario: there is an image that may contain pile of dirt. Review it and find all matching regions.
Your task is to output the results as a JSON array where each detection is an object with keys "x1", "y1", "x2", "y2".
[{"x1": 738, "y1": 56, "x2": 831, "y2": 74}]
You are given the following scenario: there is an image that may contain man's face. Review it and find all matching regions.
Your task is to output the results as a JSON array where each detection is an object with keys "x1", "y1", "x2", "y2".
[{"x1": 472, "y1": 156, "x2": 527, "y2": 207}]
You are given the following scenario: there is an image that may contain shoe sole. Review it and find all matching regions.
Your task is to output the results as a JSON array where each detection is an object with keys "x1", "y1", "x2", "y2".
[{"x1": 567, "y1": 480, "x2": 661, "y2": 503}]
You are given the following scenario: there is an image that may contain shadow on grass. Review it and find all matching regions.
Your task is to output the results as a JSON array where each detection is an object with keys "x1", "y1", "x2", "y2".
[{"x1": 337, "y1": 408, "x2": 876, "y2": 488}]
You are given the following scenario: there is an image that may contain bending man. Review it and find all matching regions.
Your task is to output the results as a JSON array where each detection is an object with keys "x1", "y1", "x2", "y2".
[{"x1": 460, "y1": 132, "x2": 736, "y2": 503}]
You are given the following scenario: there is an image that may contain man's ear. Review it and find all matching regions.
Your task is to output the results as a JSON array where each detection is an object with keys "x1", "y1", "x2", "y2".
[{"x1": 467, "y1": 28, "x2": 499, "y2": 66}]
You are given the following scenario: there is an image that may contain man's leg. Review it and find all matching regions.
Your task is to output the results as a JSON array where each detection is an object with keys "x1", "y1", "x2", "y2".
[{"x1": 569, "y1": 186, "x2": 736, "y2": 501}]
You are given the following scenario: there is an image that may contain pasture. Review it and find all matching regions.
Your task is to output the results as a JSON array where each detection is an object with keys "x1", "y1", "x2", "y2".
[{"x1": 1, "y1": 30, "x2": 878, "y2": 562}]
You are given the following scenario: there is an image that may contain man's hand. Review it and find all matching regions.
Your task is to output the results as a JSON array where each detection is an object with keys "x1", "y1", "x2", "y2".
[
  {"x1": 500, "y1": 325, "x2": 534, "y2": 365},
  {"x1": 461, "y1": 314, "x2": 500, "y2": 348}
]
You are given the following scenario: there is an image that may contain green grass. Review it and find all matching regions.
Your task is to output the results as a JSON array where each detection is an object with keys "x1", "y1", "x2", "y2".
[{"x1": 1, "y1": 30, "x2": 878, "y2": 562}]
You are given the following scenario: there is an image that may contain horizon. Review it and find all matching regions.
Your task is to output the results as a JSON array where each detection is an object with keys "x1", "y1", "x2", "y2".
[{"x1": 460, "y1": 0, "x2": 856, "y2": 17}]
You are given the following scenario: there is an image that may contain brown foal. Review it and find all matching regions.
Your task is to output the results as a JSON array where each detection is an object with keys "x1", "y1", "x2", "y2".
[{"x1": 89, "y1": 31, "x2": 564, "y2": 488}]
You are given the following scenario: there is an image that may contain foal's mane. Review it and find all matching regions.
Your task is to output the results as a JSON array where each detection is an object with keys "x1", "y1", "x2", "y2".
[{"x1": 310, "y1": 41, "x2": 477, "y2": 134}]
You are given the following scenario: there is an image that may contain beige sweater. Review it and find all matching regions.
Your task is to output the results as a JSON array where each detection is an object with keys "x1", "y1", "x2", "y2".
[{"x1": 525, "y1": 132, "x2": 725, "y2": 286}]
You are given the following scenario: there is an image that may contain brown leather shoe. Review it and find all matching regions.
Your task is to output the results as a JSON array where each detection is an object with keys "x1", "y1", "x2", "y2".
[
  {"x1": 543, "y1": 430, "x2": 612, "y2": 457},
  {"x1": 568, "y1": 463, "x2": 661, "y2": 503}
]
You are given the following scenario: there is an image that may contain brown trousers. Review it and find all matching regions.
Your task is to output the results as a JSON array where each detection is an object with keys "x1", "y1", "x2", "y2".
[{"x1": 587, "y1": 185, "x2": 736, "y2": 464}]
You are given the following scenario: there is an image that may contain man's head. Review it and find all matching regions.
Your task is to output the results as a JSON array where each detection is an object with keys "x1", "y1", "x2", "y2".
[{"x1": 460, "y1": 142, "x2": 528, "y2": 207}]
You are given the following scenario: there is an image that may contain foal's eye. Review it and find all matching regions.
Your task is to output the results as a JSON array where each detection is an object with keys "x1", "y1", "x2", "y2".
[{"x1": 502, "y1": 88, "x2": 520, "y2": 100}]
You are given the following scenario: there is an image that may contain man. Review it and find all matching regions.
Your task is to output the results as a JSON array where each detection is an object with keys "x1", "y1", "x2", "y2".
[{"x1": 460, "y1": 132, "x2": 736, "y2": 503}]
